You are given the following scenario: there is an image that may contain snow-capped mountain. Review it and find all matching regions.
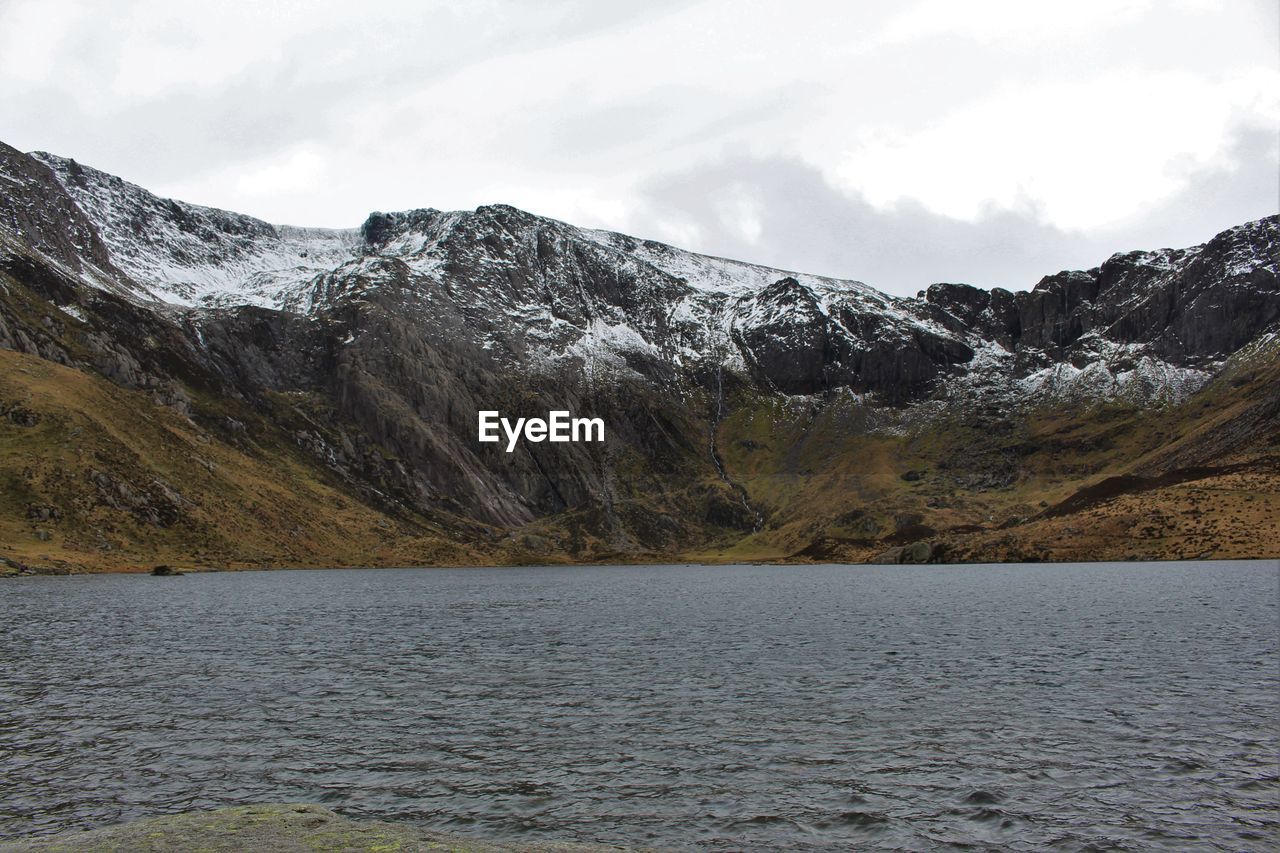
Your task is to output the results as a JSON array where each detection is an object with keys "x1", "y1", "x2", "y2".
[
  {"x1": 24, "y1": 149, "x2": 1275, "y2": 411},
  {"x1": 1, "y1": 139, "x2": 1277, "y2": 568}
]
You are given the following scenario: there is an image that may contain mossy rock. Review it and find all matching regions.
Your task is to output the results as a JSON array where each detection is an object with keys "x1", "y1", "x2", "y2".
[{"x1": 0, "y1": 803, "x2": 637, "y2": 852}]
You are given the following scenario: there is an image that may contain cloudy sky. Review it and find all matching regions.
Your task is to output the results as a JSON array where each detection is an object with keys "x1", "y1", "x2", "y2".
[{"x1": 1, "y1": 0, "x2": 1276, "y2": 296}]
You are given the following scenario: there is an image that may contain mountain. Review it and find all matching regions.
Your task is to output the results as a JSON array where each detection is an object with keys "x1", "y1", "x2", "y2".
[{"x1": 1, "y1": 141, "x2": 1277, "y2": 573}]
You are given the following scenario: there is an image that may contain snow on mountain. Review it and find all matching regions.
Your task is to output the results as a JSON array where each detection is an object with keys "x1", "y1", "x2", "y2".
[
  {"x1": 19, "y1": 148, "x2": 1276, "y2": 411},
  {"x1": 32, "y1": 152, "x2": 359, "y2": 309},
  {"x1": 578, "y1": 226, "x2": 877, "y2": 298}
]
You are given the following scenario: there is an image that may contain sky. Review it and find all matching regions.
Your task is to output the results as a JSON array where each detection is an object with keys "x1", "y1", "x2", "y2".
[{"x1": 1, "y1": 0, "x2": 1276, "y2": 296}]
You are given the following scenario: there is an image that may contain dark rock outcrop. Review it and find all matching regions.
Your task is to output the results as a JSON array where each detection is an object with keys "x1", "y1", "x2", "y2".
[{"x1": 874, "y1": 540, "x2": 937, "y2": 564}]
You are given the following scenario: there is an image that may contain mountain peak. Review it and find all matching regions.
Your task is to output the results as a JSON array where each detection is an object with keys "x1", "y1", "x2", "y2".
[{"x1": 3, "y1": 143, "x2": 1276, "y2": 404}]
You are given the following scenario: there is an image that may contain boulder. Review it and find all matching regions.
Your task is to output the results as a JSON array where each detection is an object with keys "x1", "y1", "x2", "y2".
[{"x1": 874, "y1": 540, "x2": 936, "y2": 564}]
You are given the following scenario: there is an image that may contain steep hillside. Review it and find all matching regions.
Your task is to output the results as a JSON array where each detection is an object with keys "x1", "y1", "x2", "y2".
[{"x1": 1, "y1": 141, "x2": 1276, "y2": 572}]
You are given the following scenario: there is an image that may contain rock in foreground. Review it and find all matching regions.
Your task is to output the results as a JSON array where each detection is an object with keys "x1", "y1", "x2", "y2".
[{"x1": 0, "y1": 803, "x2": 634, "y2": 852}]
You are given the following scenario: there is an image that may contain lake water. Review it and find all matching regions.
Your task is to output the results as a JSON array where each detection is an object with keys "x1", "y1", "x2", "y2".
[{"x1": 1, "y1": 561, "x2": 1277, "y2": 850}]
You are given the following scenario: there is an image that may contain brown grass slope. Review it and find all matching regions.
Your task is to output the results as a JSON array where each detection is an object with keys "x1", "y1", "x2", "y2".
[
  {"x1": 0, "y1": 346, "x2": 501, "y2": 572},
  {"x1": 711, "y1": 338, "x2": 1279, "y2": 564}
]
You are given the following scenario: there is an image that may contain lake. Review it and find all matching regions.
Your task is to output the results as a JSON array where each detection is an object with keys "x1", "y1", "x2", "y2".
[{"x1": 1, "y1": 561, "x2": 1277, "y2": 850}]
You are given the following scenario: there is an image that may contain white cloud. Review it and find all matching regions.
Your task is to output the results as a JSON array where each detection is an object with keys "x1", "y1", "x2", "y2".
[
  {"x1": 232, "y1": 147, "x2": 328, "y2": 197},
  {"x1": 874, "y1": 0, "x2": 1155, "y2": 46},
  {"x1": 0, "y1": 0, "x2": 86, "y2": 82},
  {"x1": 107, "y1": 2, "x2": 288, "y2": 99},
  {"x1": 0, "y1": 0, "x2": 1275, "y2": 281},
  {"x1": 715, "y1": 184, "x2": 765, "y2": 243},
  {"x1": 830, "y1": 69, "x2": 1280, "y2": 229}
]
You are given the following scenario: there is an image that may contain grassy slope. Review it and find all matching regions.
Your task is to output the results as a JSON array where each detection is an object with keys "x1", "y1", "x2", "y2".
[
  {"x1": 0, "y1": 348, "x2": 488, "y2": 572},
  {"x1": 701, "y1": 340, "x2": 1280, "y2": 564}
]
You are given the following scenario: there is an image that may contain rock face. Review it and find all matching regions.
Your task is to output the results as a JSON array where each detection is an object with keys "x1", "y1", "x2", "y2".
[
  {"x1": 0, "y1": 140, "x2": 1277, "y2": 561},
  {"x1": 0, "y1": 143, "x2": 117, "y2": 278},
  {"x1": 924, "y1": 218, "x2": 1279, "y2": 368}
]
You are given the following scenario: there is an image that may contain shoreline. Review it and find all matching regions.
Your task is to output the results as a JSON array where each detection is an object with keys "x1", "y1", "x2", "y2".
[{"x1": 2, "y1": 554, "x2": 1274, "y2": 577}]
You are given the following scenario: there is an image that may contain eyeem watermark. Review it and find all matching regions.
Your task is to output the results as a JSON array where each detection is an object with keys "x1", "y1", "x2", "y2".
[{"x1": 478, "y1": 410, "x2": 605, "y2": 452}]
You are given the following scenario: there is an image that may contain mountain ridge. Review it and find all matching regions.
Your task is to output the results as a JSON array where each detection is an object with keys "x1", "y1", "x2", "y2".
[{"x1": 1, "y1": 141, "x2": 1276, "y2": 571}]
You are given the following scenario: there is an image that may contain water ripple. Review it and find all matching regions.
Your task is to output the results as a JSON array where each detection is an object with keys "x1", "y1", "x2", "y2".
[{"x1": 1, "y1": 560, "x2": 1277, "y2": 850}]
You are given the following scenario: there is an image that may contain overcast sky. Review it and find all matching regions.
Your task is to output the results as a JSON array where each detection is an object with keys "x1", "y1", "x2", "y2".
[{"x1": 1, "y1": 0, "x2": 1276, "y2": 296}]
